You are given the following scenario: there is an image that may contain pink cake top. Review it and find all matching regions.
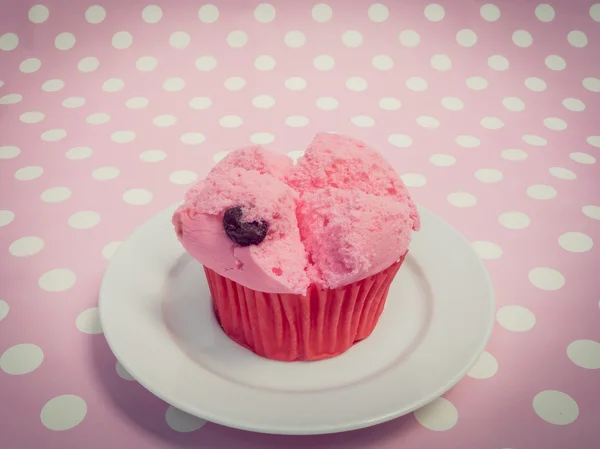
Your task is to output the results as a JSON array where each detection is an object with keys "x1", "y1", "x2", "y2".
[{"x1": 173, "y1": 133, "x2": 420, "y2": 295}]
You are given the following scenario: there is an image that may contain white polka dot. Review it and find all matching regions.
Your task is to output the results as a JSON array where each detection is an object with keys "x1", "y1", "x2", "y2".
[
  {"x1": 15, "y1": 166, "x2": 43, "y2": 181},
  {"x1": 529, "y1": 267, "x2": 565, "y2": 290},
  {"x1": 407, "y1": 77, "x2": 428, "y2": 91},
  {"x1": 345, "y1": 77, "x2": 368, "y2": 92},
  {"x1": 139, "y1": 150, "x2": 166, "y2": 163},
  {"x1": 39, "y1": 269, "x2": 76, "y2": 291},
  {"x1": 170, "y1": 31, "x2": 191, "y2": 49},
  {"x1": 416, "y1": 116, "x2": 439, "y2": 129},
  {"x1": 472, "y1": 241, "x2": 502, "y2": 259},
  {"x1": 226, "y1": 30, "x2": 248, "y2": 48},
  {"x1": 110, "y1": 131, "x2": 136, "y2": 144},
  {"x1": 499, "y1": 212, "x2": 530, "y2": 229},
  {"x1": 55, "y1": 32, "x2": 75, "y2": 50},
  {"x1": 255, "y1": 55, "x2": 276, "y2": 71},
  {"x1": 252, "y1": 95, "x2": 275, "y2": 109},
  {"x1": 224, "y1": 76, "x2": 246, "y2": 91},
  {"x1": 527, "y1": 185, "x2": 556, "y2": 200},
  {"x1": 522, "y1": 135, "x2": 547, "y2": 146},
  {"x1": 567, "y1": 340, "x2": 600, "y2": 369},
  {"x1": 456, "y1": 29, "x2": 477, "y2": 47},
  {"x1": 429, "y1": 154, "x2": 456, "y2": 166},
  {"x1": 0, "y1": 210, "x2": 15, "y2": 227},
  {"x1": 400, "y1": 174, "x2": 427, "y2": 187},
  {"x1": 456, "y1": 135, "x2": 480, "y2": 148},
  {"x1": 101, "y1": 78, "x2": 124, "y2": 92},
  {"x1": 63, "y1": 96, "x2": 86, "y2": 108},
  {"x1": 368, "y1": 3, "x2": 389, "y2": 22},
  {"x1": 399, "y1": 30, "x2": 420, "y2": 47},
  {"x1": 447, "y1": 192, "x2": 477, "y2": 208},
  {"x1": 0, "y1": 93, "x2": 22, "y2": 104},
  {"x1": 591, "y1": 4, "x2": 600, "y2": 21},
  {"x1": 78, "y1": 57, "x2": 99, "y2": 72},
  {"x1": 549, "y1": 167, "x2": 576, "y2": 180},
  {"x1": 152, "y1": 114, "x2": 177, "y2": 128},
  {"x1": 170, "y1": 170, "x2": 198, "y2": 185},
  {"x1": 372, "y1": 55, "x2": 393, "y2": 70},
  {"x1": 41, "y1": 79, "x2": 64, "y2": 92},
  {"x1": 142, "y1": 5, "x2": 163, "y2": 23},
  {"x1": 467, "y1": 351, "x2": 498, "y2": 379},
  {"x1": 349, "y1": 116, "x2": 374, "y2": 128},
  {"x1": 379, "y1": 97, "x2": 402, "y2": 111},
  {"x1": 583, "y1": 77, "x2": 600, "y2": 92},
  {"x1": 92, "y1": 167, "x2": 120, "y2": 181},
  {"x1": 136, "y1": 56, "x2": 157, "y2": 71},
  {"x1": 567, "y1": 30, "x2": 587, "y2": 48},
  {"x1": 535, "y1": 4, "x2": 555, "y2": 22},
  {"x1": 66, "y1": 146, "x2": 92, "y2": 160},
  {"x1": 503, "y1": 97, "x2": 525, "y2": 112},
  {"x1": 312, "y1": 4, "x2": 332, "y2": 22},
  {"x1": 285, "y1": 77, "x2": 307, "y2": 90},
  {"x1": 587, "y1": 136, "x2": 600, "y2": 148},
  {"x1": 41, "y1": 129, "x2": 66, "y2": 142},
  {"x1": 86, "y1": 5, "x2": 106, "y2": 24},
  {"x1": 102, "y1": 241, "x2": 122, "y2": 260},
  {"x1": 430, "y1": 54, "x2": 451, "y2": 71},
  {"x1": 559, "y1": 232, "x2": 593, "y2": 253},
  {"x1": 475, "y1": 168, "x2": 503, "y2": 183},
  {"x1": 287, "y1": 150, "x2": 305, "y2": 165},
  {"x1": 219, "y1": 115, "x2": 243, "y2": 128},
  {"x1": 313, "y1": 55, "x2": 335, "y2": 71},
  {"x1": 501, "y1": 149, "x2": 528, "y2": 161},
  {"x1": 69, "y1": 211, "x2": 101, "y2": 229},
  {"x1": 189, "y1": 97, "x2": 212, "y2": 110},
  {"x1": 250, "y1": 133, "x2": 275, "y2": 144},
  {"x1": 316, "y1": 97, "x2": 338, "y2": 110},
  {"x1": 570, "y1": 152, "x2": 595, "y2": 165},
  {"x1": 9, "y1": 236, "x2": 44, "y2": 257},
  {"x1": 488, "y1": 55, "x2": 509, "y2": 71},
  {"x1": 562, "y1": 98, "x2": 585, "y2": 112},
  {"x1": 166, "y1": 406, "x2": 207, "y2": 432},
  {"x1": 41, "y1": 187, "x2": 71, "y2": 203},
  {"x1": 480, "y1": 117, "x2": 504, "y2": 130},
  {"x1": 388, "y1": 134, "x2": 413, "y2": 148},
  {"x1": 194, "y1": 56, "x2": 216, "y2": 71},
  {"x1": 424, "y1": 4, "x2": 445, "y2": 21},
  {"x1": 123, "y1": 189, "x2": 153, "y2": 205},
  {"x1": 0, "y1": 146, "x2": 20, "y2": 159},
  {"x1": 0, "y1": 300, "x2": 8, "y2": 322},
  {"x1": 497, "y1": 305, "x2": 536, "y2": 332},
  {"x1": 542, "y1": 117, "x2": 567, "y2": 131},
  {"x1": 342, "y1": 30, "x2": 363, "y2": 47},
  {"x1": 199, "y1": 4, "x2": 219, "y2": 23},
  {"x1": 545, "y1": 55, "x2": 566, "y2": 71},
  {"x1": 75, "y1": 308, "x2": 102, "y2": 334},
  {"x1": 525, "y1": 77, "x2": 546, "y2": 92},
  {"x1": 29, "y1": 5, "x2": 49, "y2": 23},
  {"x1": 286, "y1": 116, "x2": 309, "y2": 128},
  {"x1": 533, "y1": 391, "x2": 578, "y2": 425},
  {"x1": 112, "y1": 31, "x2": 132, "y2": 49},
  {"x1": 441, "y1": 97, "x2": 463, "y2": 111},
  {"x1": 20, "y1": 58, "x2": 41, "y2": 73},
  {"x1": 20, "y1": 111, "x2": 45, "y2": 124},
  {"x1": 212, "y1": 150, "x2": 230, "y2": 163},
  {"x1": 163, "y1": 77, "x2": 185, "y2": 92},
  {"x1": 512, "y1": 30, "x2": 533, "y2": 47},
  {"x1": 86, "y1": 113, "x2": 111, "y2": 125},
  {"x1": 181, "y1": 133, "x2": 206, "y2": 145},
  {"x1": 414, "y1": 398, "x2": 457, "y2": 431},
  {"x1": 583, "y1": 205, "x2": 600, "y2": 220},
  {"x1": 254, "y1": 3, "x2": 275, "y2": 23},
  {"x1": 0, "y1": 33, "x2": 18, "y2": 51},
  {"x1": 466, "y1": 76, "x2": 488, "y2": 90},
  {"x1": 41, "y1": 395, "x2": 87, "y2": 431},
  {"x1": 1, "y1": 344, "x2": 43, "y2": 375},
  {"x1": 116, "y1": 361, "x2": 135, "y2": 381}
]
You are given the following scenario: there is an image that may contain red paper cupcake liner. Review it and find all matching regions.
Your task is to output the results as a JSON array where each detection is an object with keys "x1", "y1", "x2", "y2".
[{"x1": 204, "y1": 253, "x2": 406, "y2": 361}]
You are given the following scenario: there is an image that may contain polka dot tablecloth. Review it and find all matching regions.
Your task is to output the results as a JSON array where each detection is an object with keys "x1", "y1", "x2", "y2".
[{"x1": 1, "y1": 0, "x2": 599, "y2": 448}]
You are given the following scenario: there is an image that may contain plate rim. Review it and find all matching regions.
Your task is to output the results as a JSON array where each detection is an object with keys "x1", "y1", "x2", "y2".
[{"x1": 99, "y1": 203, "x2": 495, "y2": 435}]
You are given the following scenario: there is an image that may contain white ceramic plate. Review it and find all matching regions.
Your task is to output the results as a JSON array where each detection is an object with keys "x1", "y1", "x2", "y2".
[{"x1": 99, "y1": 203, "x2": 494, "y2": 435}]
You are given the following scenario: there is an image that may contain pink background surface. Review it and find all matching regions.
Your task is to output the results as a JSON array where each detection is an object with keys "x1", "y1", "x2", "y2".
[{"x1": 1, "y1": 0, "x2": 600, "y2": 448}]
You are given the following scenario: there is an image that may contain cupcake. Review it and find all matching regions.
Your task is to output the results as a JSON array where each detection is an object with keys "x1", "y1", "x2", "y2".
[{"x1": 173, "y1": 133, "x2": 420, "y2": 361}]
